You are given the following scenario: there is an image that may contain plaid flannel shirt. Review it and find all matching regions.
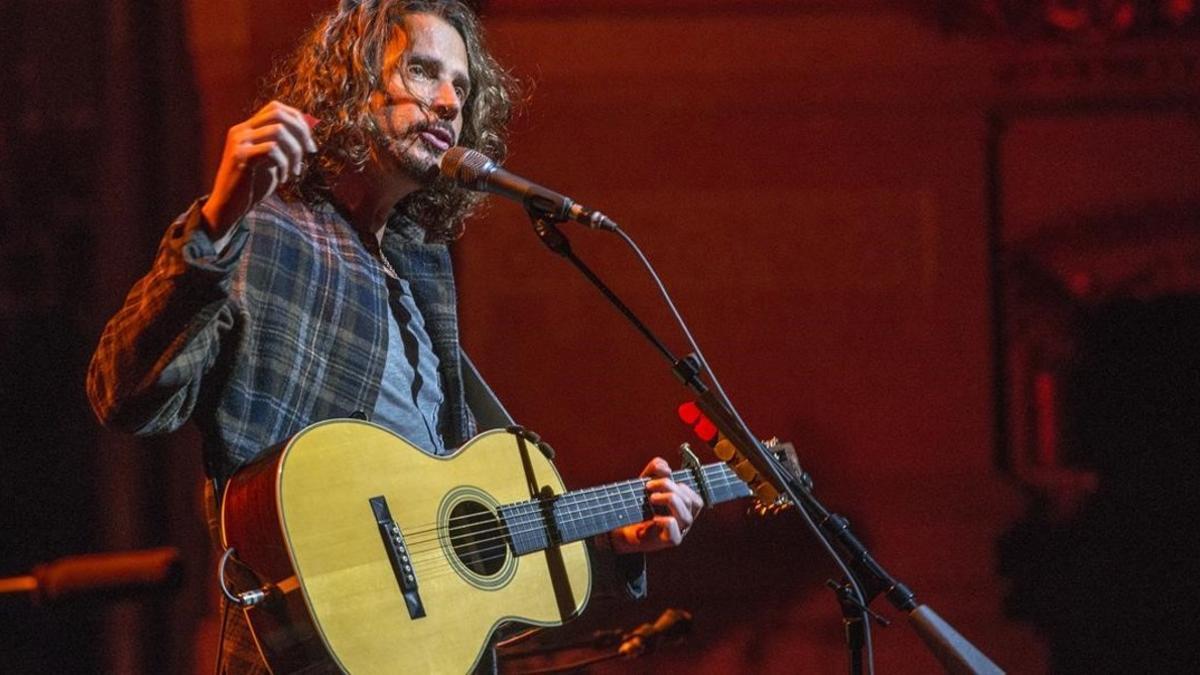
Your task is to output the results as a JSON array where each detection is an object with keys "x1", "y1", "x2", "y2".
[{"x1": 87, "y1": 194, "x2": 475, "y2": 483}]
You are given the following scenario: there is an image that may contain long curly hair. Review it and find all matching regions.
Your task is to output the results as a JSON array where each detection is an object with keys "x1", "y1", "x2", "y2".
[{"x1": 265, "y1": 0, "x2": 515, "y2": 242}]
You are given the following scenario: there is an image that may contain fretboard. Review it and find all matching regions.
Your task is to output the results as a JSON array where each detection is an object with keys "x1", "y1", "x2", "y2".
[{"x1": 498, "y1": 462, "x2": 752, "y2": 556}]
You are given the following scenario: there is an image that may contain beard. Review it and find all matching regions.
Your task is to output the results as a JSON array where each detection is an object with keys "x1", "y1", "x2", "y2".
[{"x1": 374, "y1": 122, "x2": 449, "y2": 186}]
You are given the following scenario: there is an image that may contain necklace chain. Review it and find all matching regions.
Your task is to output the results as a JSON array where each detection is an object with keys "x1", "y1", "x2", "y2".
[
  {"x1": 377, "y1": 251, "x2": 400, "y2": 280},
  {"x1": 362, "y1": 234, "x2": 399, "y2": 280}
]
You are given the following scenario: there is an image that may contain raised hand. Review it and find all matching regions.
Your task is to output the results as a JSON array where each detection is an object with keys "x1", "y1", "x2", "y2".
[{"x1": 200, "y1": 101, "x2": 318, "y2": 238}]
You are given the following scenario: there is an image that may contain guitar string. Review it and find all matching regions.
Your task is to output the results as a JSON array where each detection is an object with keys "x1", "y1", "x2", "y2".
[
  {"x1": 398, "y1": 475, "x2": 664, "y2": 538},
  {"x1": 404, "y1": 471, "x2": 773, "y2": 579},
  {"x1": 397, "y1": 466, "x2": 731, "y2": 537},
  {"x1": 410, "y1": 475, "x2": 758, "y2": 580},
  {"x1": 400, "y1": 476, "x2": 663, "y2": 543},
  {"x1": 404, "y1": 489, "x2": 644, "y2": 561},
  {"x1": 401, "y1": 476, "x2": 758, "y2": 581},
  {"x1": 407, "y1": 474, "x2": 759, "y2": 580},
  {"x1": 398, "y1": 467, "x2": 745, "y2": 547},
  {"x1": 396, "y1": 473, "x2": 755, "y2": 573},
  {"x1": 400, "y1": 473, "x2": 752, "y2": 559},
  {"x1": 400, "y1": 477, "x2": 752, "y2": 564},
  {"x1": 397, "y1": 465, "x2": 742, "y2": 542},
  {"x1": 400, "y1": 470, "x2": 751, "y2": 552},
  {"x1": 400, "y1": 476, "x2": 775, "y2": 600},
  {"x1": 406, "y1": 475, "x2": 745, "y2": 582}
]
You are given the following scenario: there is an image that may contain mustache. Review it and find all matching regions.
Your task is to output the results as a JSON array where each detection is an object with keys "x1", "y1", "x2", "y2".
[
  {"x1": 410, "y1": 119, "x2": 456, "y2": 143},
  {"x1": 372, "y1": 118, "x2": 457, "y2": 147}
]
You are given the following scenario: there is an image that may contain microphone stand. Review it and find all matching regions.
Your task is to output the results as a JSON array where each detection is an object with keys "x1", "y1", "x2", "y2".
[
  {"x1": 0, "y1": 548, "x2": 182, "y2": 605},
  {"x1": 525, "y1": 207, "x2": 1004, "y2": 675}
]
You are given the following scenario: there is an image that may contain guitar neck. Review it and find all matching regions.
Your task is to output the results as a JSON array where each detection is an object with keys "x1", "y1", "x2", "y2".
[{"x1": 500, "y1": 462, "x2": 751, "y2": 556}]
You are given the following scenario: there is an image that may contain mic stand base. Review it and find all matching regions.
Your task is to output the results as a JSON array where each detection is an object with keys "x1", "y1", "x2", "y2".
[{"x1": 908, "y1": 605, "x2": 1005, "y2": 675}]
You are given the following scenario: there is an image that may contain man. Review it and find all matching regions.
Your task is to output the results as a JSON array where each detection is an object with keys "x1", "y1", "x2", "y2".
[{"x1": 87, "y1": 1, "x2": 703, "y2": 672}]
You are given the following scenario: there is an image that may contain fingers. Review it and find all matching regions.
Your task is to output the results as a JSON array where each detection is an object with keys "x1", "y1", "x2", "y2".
[
  {"x1": 608, "y1": 460, "x2": 705, "y2": 554},
  {"x1": 611, "y1": 517, "x2": 682, "y2": 554},
  {"x1": 228, "y1": 102, "x2": 317, "y2": 176},
  {"x1": 639, "y1": 457, "x2": 672, "y2": 479},
  {"x1": 607, "y1": 494, "x2": 699, "y2": 553},
  {"x1": 643, "y1": 467, "x2": 704, "y2": 544},
  {"x1": 247, "y1": 101, "x2": 318, "y2": 154},
  {"x1": 647, "y1": 479, "x2": 703, "y2": 528},
  {"x1": 647, "y1": 516, "x2": 683, "y2": 547},
  {"x1": 239, "y1": 125, "x2": 305, "y2": 178},
  {"x1": 205, "y1": 101, "x2": 318, "y2": 234}
]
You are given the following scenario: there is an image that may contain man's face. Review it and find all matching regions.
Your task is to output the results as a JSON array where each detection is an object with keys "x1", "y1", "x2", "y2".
[{"x1": 371, "y1": 13, "x2": 470, "y2": 184}]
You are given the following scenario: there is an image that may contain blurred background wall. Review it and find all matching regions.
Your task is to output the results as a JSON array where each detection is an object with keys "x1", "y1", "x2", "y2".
[{"x1": 3, "y1": 1, "x2": 1199, "y2": 673}]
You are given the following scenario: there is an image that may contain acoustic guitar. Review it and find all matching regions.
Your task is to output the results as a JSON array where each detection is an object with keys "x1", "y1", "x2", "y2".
[{"x1": 220, "y1": 419, "x2": 755, "y2": 674}]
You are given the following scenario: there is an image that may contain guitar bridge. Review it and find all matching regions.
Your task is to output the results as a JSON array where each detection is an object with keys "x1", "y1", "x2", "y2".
[{"x1": 369, "y1": 496, "x2": 426, "y2": 620}]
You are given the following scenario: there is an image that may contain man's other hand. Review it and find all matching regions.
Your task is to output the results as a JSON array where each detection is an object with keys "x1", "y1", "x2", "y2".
[{"x1": 609, "y1": 457, "x2": 704, "y2": 554}]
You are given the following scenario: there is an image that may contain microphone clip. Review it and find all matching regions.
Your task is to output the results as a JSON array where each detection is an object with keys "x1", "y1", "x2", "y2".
[{"x1": 529, "y1": 210, "x2": 574, "y2": 259}]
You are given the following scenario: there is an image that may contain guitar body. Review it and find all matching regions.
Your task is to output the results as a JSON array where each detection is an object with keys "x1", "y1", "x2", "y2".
[{"x1": 221, "y1": 420, "x2": 592, "y2": 674}]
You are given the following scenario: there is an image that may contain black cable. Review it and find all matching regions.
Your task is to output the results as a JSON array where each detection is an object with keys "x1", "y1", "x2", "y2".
[
  {"x1": 218, "y1": 547, "x2": 271, "y2": 608},
  {"x1": 217, "y1": 548, "x2": 242, "y2": 605},
  {"x1": 212, "y1": 547, "x2": 244, "y2": 675}
]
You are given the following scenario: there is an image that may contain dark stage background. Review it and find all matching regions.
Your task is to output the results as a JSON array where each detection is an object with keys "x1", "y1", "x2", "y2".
[{"x1": 4, "y1": 1, "x2": 1200, "y2": 673}]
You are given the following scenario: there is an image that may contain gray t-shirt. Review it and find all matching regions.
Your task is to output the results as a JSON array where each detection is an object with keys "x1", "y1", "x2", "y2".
[{"x1": 372, "y1": 275, "x2": 445, "y2": 454}]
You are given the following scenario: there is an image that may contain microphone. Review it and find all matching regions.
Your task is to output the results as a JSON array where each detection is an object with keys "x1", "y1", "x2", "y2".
[
  {"x1": 440, "y1": 147, "x2": 619, "y2": 232},
  {"x1": 618, "y1": 607, "x2": 693, "y2": 657}
]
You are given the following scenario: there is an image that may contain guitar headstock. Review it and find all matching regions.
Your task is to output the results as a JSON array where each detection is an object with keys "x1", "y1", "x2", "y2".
[
  {"x1": 712, "y1": 435, "x2": 804, "y2": 517},
  {"x1": 743, "y1": 438, "x2": 796, "y2": 517},
  {"x1": 677, "y1": 402, "x2": 807, "y2": 517}
]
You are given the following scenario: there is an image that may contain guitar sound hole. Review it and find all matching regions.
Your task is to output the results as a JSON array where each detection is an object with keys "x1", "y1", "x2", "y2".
[{"x1": 448, "y1": 501, "x2": 508, "y2": 576}]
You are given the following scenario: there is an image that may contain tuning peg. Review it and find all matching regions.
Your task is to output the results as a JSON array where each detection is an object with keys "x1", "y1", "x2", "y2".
[{"x1": 747, "y1": 497, "x2": 795, "y2": 518}]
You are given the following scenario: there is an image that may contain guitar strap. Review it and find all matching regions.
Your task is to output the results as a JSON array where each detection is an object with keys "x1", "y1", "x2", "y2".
[{"x1": 460, "y1": 351, "x2": 516, "y2": 430}]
